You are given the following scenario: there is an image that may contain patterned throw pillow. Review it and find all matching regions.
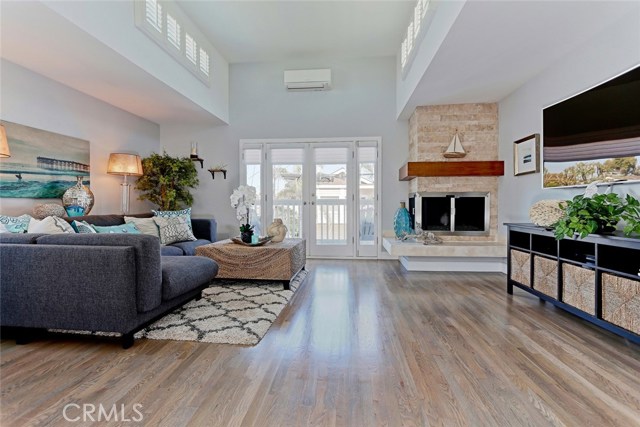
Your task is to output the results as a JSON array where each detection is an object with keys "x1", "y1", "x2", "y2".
[
  {"x1": 28, "y1": 216, "x2": 76, "y2": 234},
  {"x1": 0, "y1": 214, "x2": 33, "y2": 233},
  {"x1": 71, "y1": 220, "x2": 97, "y2": 234},
  {"x1": 93, "y1": 223, "x2": 141, "y2": 234},
  {"x1": 152, "y1": 208, "x2": 192, "y2": 231},
  {"x1": 124, "y1": 216, "x2": 160, "y2": 238},
  {"x1": 153, "y1": 216, "x2": 196, "y2": 245}
]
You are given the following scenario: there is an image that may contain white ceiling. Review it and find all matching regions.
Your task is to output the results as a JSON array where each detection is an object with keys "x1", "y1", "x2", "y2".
[
  {"x1": 399, "y1": 0, "x2": 638, "y2": 117},
  {"x1": 177, "y1": 0, "x2": 416, "y2": 63},
  {"x1": 1, "y1": 1, "x2": 636, "y2": 125}
]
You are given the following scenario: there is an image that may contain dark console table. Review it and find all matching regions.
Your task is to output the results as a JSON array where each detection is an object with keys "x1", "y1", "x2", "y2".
[{"x1": 506, "y1": 223, "x2": 640, "y2": 344}]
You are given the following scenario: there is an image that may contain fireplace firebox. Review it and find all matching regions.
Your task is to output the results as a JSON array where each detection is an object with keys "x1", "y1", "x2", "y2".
[{"x1": 408, "y1": 192, "x2": 490, "y2": 235}]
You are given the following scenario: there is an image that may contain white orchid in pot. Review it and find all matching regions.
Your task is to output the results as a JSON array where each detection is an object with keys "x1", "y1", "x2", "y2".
[{"x1": 230, "y1": 185, "x2": 257, "y2": 243}]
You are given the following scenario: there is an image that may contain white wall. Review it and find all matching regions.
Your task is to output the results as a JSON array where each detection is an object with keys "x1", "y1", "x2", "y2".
[
  {"x1": 161, "y1": 56, "x2": 408, "y2": 241},
  {"x1": 498, "y1": 10, "x2": 640, "y2": 237},
  {"x1": 43, "y1": 0, "x2": 229, "y2": 123},
  {"x1": 0, "y1": 60, "x2": 159, "y2": 216}
]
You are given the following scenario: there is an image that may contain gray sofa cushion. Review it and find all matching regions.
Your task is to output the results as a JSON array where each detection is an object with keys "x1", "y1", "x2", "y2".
[
  {"x1": 170, "y1": 239, "x2": 211, "y2": 256},
  {"x1": 161, "y1": 245, "x2": 184, "y2": 256},
  {"x1": 0, "y1": 244, "x2": 138, "y2": 332},
  {"x1": 35, "y1": 234, "x2": 162, "y2": 313},
  {"x1": 161, "y1": 256, "x2": 219, "y2": 300},
  {"x1": 192, "y1": 218, "x2": 217, "y2": 242},
  {"x1": 0, "y1": 233, "x2": 46, "y2": 244}
]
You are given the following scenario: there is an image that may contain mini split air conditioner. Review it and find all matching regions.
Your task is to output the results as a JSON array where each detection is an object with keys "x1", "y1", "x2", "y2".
[{"x1": 284, "y1": 69, "x2": 331, "y2": 91}]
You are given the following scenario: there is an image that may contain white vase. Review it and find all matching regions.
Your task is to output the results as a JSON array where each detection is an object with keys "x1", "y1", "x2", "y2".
[{"x1": 267, "y1": 218, "x2": 287, "y2": 243}]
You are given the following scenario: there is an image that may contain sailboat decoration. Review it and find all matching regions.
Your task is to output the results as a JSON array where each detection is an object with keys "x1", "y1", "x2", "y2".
[{"x1": 443, "y1": 130, "x2": 467, "y2": 158}]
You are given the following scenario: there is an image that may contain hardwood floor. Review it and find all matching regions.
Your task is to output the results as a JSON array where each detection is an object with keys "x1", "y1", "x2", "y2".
[{"x1": 1, "y1": 260, "x2": 639, "y2": 426}]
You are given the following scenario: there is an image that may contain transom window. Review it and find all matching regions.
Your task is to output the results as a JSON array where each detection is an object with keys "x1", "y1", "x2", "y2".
[
  {"x1": 401, "y1": 0, "x2": 431, "y2": 73},
  {"x1": 135, "y1": 0, "x2": 213, "y2": 86}
]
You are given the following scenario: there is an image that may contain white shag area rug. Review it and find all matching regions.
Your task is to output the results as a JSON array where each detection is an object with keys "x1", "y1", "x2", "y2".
[{"x1": 134, "y1": 269, "x2": 307, "y2": 345}]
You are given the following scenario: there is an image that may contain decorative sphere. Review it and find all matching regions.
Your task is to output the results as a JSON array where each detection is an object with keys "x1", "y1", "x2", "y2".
[
  {"x1": 33, "y1": 203, "x2": 67, "y2": 219},
  {"x1": 529, "y1": 200, "x2": 566, "y2": 228}
]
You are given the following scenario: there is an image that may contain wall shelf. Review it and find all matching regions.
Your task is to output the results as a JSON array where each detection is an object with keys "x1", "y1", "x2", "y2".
[
  {"x1": 399, "y1": 161, "x2": 504, "y2": 181},
  {"x1": 208, "y1": 169, "x2": 227, "y2": 180},
  {"x1": 190, "y1": 156, "x2": 204, "y2": 169}
]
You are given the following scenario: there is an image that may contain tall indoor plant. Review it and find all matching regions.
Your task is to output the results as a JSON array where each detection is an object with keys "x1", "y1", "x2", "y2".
[{"x1": 135, "y1": 152, "x2": 199, "y2": 210}]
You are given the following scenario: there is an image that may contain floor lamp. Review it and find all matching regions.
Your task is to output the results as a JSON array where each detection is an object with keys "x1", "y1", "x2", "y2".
[{"x1": 107, "y1": 153, "x2": 143, "y2": 214}]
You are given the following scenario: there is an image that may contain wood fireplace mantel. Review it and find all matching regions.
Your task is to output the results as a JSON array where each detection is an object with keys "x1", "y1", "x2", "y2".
[{"x1": 399, "y1": 161, "x2": 505, "y2": 181}]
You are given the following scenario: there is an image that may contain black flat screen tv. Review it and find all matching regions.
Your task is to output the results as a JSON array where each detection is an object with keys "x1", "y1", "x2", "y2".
[{"x1": 542, "y1": 65, "x2": 640, "y2": 188}]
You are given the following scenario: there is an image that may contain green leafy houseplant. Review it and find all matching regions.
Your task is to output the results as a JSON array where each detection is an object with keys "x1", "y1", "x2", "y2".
[
  {"x1": 553, "y1": 193, "x2": 640, "y2": 240},
  {"x1": 239, "y1": 224, "x2": 254, "y2": 233},
  {"x1": 135, "y1": 152, "x2": 199, "y2": 210}
]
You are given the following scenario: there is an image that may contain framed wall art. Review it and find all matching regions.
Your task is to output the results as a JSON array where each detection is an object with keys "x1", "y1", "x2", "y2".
[
  {"x1": 513, "y1": 133, "x2": 540, "y2": 176},
  {"x1": 0, "y1": 121, "x2": 90, "y2": 199}
]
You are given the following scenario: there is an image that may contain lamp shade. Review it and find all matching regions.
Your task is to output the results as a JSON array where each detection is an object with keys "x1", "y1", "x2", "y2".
[
  {"x1": 107, "y1": 153, "x2": 143, "y2": 176},
  {"x1": 0, "y1": 124, "x2": 10, "y2": 158}
]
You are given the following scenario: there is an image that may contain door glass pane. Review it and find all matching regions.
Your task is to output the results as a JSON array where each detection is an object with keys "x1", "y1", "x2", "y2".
[
  {"x1": 272, "y1": 148, "x2": 304, "y2": 238},
  {"x1": 243, "y1": 148, "x2": 262, "y2": 235},
  {"x1": 358, "y1": 147, "x2": 376, "y2": 245},
  {"x1": 314, "y1": 147, "x2": 348, "y2": 246}
]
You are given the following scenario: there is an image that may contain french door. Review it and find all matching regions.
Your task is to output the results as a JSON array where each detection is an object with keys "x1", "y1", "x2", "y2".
[{"x1": 241, "y1": 138, "x2": 379, "y2": 258}]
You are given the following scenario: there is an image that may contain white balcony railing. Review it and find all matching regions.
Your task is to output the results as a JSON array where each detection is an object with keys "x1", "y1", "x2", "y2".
[{"x1": 272, "y1": 198, "x2": 375, "y2": 243}]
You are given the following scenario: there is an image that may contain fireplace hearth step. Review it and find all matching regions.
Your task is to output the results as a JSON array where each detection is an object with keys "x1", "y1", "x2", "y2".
[{"x1": 382, "y1": 237, "x2": 507, "y2": 273}]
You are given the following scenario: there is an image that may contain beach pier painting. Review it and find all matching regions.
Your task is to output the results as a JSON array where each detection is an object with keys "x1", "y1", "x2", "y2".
[{"x1": 0, "y1": 121, "x2": 90, "y2": 199}]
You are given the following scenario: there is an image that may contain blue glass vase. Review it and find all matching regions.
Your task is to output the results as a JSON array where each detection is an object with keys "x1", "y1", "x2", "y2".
[{"x1": 393, "y1": 202, "x2": 413, "y2": 239}]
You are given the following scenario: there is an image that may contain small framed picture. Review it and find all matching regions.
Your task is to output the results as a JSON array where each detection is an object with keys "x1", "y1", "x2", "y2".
[{"x1": 513, "y1": 134, "x2": 540, "y2": 176}]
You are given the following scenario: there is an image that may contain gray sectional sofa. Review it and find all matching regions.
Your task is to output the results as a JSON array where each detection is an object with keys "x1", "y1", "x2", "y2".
[{"x1": 0, "y1": 214, "x2": 220, "y2": 348}]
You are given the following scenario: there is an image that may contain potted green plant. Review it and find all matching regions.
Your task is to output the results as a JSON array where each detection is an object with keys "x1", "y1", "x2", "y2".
[
  {"x1": 230, "y1": 185, "x2": 257, "y2": 242},
  {"x1": 553, "y1": 192, "x2": 640, "y2": 240},
  {"x1": 239, "y1": 223, "x2": 254, "y2": 243},
  {"x1": 135, "y1": 152, "x2": 199, "y2": 210}
]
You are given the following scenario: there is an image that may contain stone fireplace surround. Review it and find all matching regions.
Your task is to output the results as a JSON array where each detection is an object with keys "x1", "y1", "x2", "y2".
[
  {"x1": 408, "y1": 103, "x2": 500, "y2": 242},
  {"x1": 382, "y1": 103, "x2": 506, "y2": 273}
]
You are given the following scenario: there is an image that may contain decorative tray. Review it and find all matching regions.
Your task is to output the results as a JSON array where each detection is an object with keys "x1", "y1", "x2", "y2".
[{"x1": 231, "y1": 236, "x2": 273, "y2": 246}]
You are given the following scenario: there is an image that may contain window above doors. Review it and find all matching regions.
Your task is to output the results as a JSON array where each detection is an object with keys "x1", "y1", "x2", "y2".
[{"x1": 135, "y1": 0, "x2": 213, "y2": 86}]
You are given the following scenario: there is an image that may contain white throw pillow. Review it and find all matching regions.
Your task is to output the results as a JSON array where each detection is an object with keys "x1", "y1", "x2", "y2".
[
  {"x1": 0, "y1": 214, "x2": 32, "y2": 233},
  {"x1": 124, "y1": 216, "x2": 160, "y2": 238},
  {"x1": 28, "y1": 216, "x2": 75, "y2": 234},
  {"x1": 153, "y1": 216, "x2": 196, "y2": 245},
  {"x1": 0, "y1": 224, "x2": 10, "y2": 233}
]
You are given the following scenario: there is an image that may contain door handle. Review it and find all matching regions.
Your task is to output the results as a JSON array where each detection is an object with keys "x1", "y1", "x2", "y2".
[
  {"x1": 311, "y1": 202, "x2": 315, "y2": 205},
  {"x1": 303, "y1": 201, "x2": 307, "y2": 205}
]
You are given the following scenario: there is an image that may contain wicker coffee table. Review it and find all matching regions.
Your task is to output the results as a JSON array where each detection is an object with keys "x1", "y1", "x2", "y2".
[{"x1": 195, "y1": 238, "x2": 306, "y2": 290}]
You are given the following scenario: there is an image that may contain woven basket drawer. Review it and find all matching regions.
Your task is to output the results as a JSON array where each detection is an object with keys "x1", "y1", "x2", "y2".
[
  {"x1": 533, "y1": 255, "x2": 557, "y2": 298},
  {"x1": 562, "y1": 263, "x2": 595, "y2": 315},
  {"x1": 602, "y1": 273, "x2": 640, "y2": 335},
  {"x1": 510, "y1": 249, "x2": 531, "y2": 287}
]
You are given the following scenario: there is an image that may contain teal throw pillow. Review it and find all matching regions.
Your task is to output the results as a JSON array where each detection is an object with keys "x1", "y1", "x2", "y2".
[
  {"x1": 152, "y1": 208, "x2": 192, "y2": 231},
  {"x1": 71, "y1": 220, "x2": 97, "y2": 234},
  {"x1": 0, "y1": 214, "x2": 33, "y2": 233},
  {"x1": 93, "y1": 223, "x2": 141, "y2": 234}
]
